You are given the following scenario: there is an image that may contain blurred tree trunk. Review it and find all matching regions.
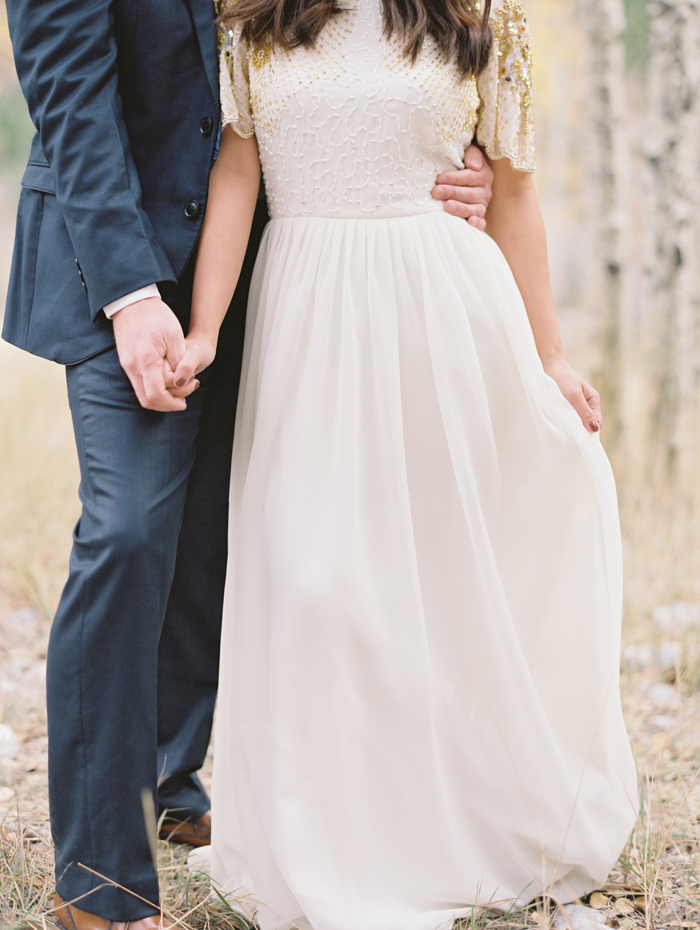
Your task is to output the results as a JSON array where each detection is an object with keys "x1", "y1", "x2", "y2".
[
  {"x1": 578, "y1": 0, "x2": 630, "y2": 451},
  {"x1": 645, "y1": 0, "x2": 700, "y2": 490}
]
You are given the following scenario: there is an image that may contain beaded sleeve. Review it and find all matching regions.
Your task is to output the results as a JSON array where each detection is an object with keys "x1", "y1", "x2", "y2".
[
  {"x1": 475, "y1": 0, "x2": 535, "y2": 172},
  {"x1": 218, "y1": 20, "x2": 255, "y2": 138}
]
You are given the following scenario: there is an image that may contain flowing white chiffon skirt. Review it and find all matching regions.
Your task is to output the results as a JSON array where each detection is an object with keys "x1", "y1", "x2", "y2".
[{"x1": 209, "y1": 209, "x2": 638, "y2": 930}]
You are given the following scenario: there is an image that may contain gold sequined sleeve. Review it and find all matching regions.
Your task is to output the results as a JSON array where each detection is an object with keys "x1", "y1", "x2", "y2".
[
  {"x1": 218, "y1": 21, "x2": 255, "y2": 138},
  {"x1": 475, "y1": 0, "x2": 535, "y2": 172}
]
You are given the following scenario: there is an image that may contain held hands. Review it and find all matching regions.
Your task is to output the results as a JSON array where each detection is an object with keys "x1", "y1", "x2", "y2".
[
  {"x1": 172, "y1": 332, "x2": 217, "y2": 392},
  {"x1": 431, "y1": 144, "x2": 493, "y2": 229},
  {"x1": 543, "y1": 355, "x2": 602, "y2": 433},
  {"x1": 113, "y1": 296, "x2": 199, "y2": 411}
]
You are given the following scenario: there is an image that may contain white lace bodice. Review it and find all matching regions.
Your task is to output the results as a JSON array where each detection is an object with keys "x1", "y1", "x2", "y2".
[{"x1": 218, "y1": 0, "x2": 535, "y2": 219}]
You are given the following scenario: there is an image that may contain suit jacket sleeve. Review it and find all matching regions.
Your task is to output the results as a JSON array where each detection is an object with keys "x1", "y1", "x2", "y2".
[{"x1": 6, "y1": 0, "x2": 177, "y2": 318}]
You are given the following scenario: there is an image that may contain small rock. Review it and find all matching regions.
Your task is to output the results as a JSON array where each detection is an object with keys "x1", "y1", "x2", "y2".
[
  {"x1": 651, "y1": 715, "x2": 673, "y2": 730},
  {"x1": 7, "y1": 607, "x2": 39, "y2": 630},
  {"x1": 29, "y1": 660, "x2": 47, "y2": 682},
  {"x1": 0, "y1": 786, "x2": 16, "y2": 806},
  {"x1": 657, "y1": 900, "x2": 683, "y2": 921},
  {"x1": 622, "y1": 644, "x2": 653, "y2": 670},
  {"x1": 657, "y1": 640, "x2": 682, "y2": 671},
  {"x1": 645, "y1": 681, "x2": 681, "y2": 710},
  {"x1": 0, "y1": 724, "x2": 20, "y2": 760},
  {"x1": 652, "y1": 605, "x2": 673, "y2": 629},
  {"x1": 662, "y1": 852, "x2": 693, "y2": 866},
  {"x1": 553, "y1": 904, "x2": 607, "y2": 930},
  {"x1": 653, "y1": 601, "x2": 700, "y2": 631}
]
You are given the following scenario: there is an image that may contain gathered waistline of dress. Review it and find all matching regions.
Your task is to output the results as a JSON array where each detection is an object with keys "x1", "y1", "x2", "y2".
[{"x1": 268, "y1": 201, "x2": 447, "y2": 222}]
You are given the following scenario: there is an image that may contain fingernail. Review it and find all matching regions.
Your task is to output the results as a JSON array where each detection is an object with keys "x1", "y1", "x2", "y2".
[
  {"x1": 194, "y1": 380, "x2": 200, "y2": 390},
  {"x1": 447, "y1": 201, "x2": 456, "y2": 213},
  {"x1": 175, "y1": 375, "x2": 186, "y2": 387},
  {"x1": 590, "y1": 420, "x2": 600, "y2": 432}
]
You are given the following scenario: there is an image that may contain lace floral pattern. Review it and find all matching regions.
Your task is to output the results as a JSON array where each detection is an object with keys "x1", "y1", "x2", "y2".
[{"x1": 217, "y1": 0, "x2": 535, "y2": 218}]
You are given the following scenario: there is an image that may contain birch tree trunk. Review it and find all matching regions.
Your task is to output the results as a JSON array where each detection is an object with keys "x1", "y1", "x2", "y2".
[
  {"x1": 645, "y1": 0, "x2": 700, "y2": 490},
  {"x1": 578, "y1": 0, "x2": 630, "y2": 450}
]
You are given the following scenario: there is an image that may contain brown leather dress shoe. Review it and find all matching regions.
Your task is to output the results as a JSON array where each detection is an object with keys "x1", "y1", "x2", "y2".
[
  {"x1": 158, "y1": 809, "x2": 211, "y2": 847},
  {"x1": 54, "y1": 894, "x2": 172, "y2": 930}
]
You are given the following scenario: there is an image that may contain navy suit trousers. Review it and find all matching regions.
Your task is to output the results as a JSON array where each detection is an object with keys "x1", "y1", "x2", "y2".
[
  {"x1": 50, "y1": 345, "x2": 205, "y2": 919},
  {"x1": 46, "y1": 203, "x2": 266, "y2": 921}
]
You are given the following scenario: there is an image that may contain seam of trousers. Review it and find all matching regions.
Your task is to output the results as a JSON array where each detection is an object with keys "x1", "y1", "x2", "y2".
[{"x1": 74, "y1": 359, "x2": 98, "y2": 895}]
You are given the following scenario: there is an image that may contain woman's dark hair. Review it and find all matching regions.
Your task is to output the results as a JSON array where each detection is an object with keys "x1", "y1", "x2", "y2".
[{"x1": 217, "y1": 0, "x2": 492, "y2": 77}]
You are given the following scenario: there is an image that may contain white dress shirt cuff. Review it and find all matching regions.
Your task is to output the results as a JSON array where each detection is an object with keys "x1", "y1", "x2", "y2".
[{"x1": 103, "y1": 284, "x2": 161, "y2": 319}]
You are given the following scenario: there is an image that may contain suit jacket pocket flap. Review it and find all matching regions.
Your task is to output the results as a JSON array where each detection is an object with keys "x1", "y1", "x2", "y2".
[{"x1": 21, "y1": 163, "x2": 55, "y2": 195}]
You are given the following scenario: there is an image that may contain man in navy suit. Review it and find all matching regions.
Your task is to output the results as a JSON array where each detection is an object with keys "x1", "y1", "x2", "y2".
[{"x1": 3, "y1": 1, "x2": 493, "y2": 927}]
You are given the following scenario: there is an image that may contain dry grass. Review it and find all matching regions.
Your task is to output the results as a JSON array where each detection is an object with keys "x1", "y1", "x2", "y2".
[
  {"x1": 0, "y1": 343, "x2": 79, "y2": 620},
  {"x1": 0, "y1": 340, "x2": 699, "y2": 929}
]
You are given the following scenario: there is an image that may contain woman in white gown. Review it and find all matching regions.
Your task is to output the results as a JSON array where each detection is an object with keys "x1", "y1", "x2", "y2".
[{"x1": 176, "y1": 0, "x2": 638, "y2": 926}]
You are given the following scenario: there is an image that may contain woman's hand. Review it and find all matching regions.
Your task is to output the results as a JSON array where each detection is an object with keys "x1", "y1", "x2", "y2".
[
  {"x1": 173, "y1": 128, "x2": 260, "y2": 403},
  {"x1": 484, "y1": 158, "x2": 602, "y2": 433},
  {"x1": 543, "y1": 356, "x2": 602, "y2": 433},
  {"x1": 166, "y1": 332, "x2": 217, "y2": 397}
]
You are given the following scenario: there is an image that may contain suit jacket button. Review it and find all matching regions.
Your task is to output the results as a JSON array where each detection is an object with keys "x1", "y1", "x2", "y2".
[
  {"x1": 184, "y1": 200, "x2": 200, "y2": 219},
  {"x1": 200, "y1": 117, "x2": 214, "y2": 136}
]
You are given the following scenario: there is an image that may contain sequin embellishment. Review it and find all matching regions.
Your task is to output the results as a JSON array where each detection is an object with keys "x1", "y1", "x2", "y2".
[
  {"x1": 218, "y1": 21, "x2": 255, "y2": 138},
  {"x1": 475, "y1": 0, "x2": 535, "y2": 170},
  {"x1": 250, "y1": 37, "x2": 272, "y2": 70},
  {"x1": 493, "y1": 0, "x2": 533, "y2": 132}
]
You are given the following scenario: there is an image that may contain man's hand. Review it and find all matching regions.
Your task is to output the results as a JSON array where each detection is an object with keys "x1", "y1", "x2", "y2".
[
  {"x1": 112, "y1": 297, "x2": 195, "y2": 412},
  {"x1": 432, "y1": 144, "x2": 494, "y2": 230}
]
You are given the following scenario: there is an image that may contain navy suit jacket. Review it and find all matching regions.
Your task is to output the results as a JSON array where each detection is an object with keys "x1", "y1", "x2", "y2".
[{"x1": 4, "y1": 0, "x2": 225, "y2": 365}]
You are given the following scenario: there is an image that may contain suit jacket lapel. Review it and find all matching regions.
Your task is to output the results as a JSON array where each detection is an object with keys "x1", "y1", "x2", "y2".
[{"x1": 188, "y1": 0, "x2": 219, "y2": 106}]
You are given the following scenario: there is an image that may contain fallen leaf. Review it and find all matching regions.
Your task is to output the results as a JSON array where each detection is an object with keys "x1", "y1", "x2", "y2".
[
  {"x1": 589, "y1": 892, "x2": 608, "y2": 909},
  {"x1": 613, "y1": 899, "x2": 636, "y2": 916}
]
